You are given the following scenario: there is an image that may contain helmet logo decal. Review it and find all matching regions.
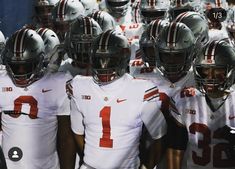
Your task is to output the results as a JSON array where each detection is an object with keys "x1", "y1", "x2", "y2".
[
  {"x1": 57, "y1": 0, "x2": 68, "y2": 21},
  {"x1": 14, "y1": 29, "x2": 29, "y2": 59},
  {"x1": 99, "y1": 30, "x2": 113, "y2": 51},
  {"x1": 167, "y1": 22, "x2": 178, "y2": 47}
]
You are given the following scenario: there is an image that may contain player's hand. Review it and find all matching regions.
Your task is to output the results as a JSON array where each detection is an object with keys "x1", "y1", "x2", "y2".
[{"x1": 216, "y1": 125, "x2": 235, "y2": 159}]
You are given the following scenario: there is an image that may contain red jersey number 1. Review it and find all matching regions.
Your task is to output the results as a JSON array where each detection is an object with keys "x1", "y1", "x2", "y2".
[{"x1": 99, "y1": 106, "x2": 113, "y2": 148}]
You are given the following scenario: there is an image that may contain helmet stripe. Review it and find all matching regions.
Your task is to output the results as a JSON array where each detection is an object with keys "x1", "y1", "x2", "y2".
[
  {"x1": 99, "y1": 30, "x2": 114, "y2": 50},
  {"x1": 134, "y1": 1, "x2": 140, "y2": 23},
  {"x1": 149, "y1": 19, "x2": 162, "y2": 40},
  {"x1": 149, "y1": 0, "x2": 155, "y2": 6},
  {"x1": 216, "y1": 0, "x2": 221, "y2": 7},
  {"x1": 167, "y1": 22, "x2": 178, "y2": 47},
  {"x1": 176, "y1": 0, "x2": 182, "y2": 7},
  {"x1": 83, "y1": 17, "x2": 92, "y2": 35},
  {"x1": 14, "y1": 29, "x2": 28, "y2": 59},
  {"x1": 175, "y1": 11, "x2": 190, "y2": 22},
  {"x1": 204, "y1": 41, "x2": 220, "y2": 64},
  {"x1": 92, "y1": 11, "x2": 102, "y2": 21},
  {"x1": 58, "y1": 0, "x2": 68, "y2": 21},
  {"x1": 36, "y1": 28, "x2": 48, "y2": 39}
]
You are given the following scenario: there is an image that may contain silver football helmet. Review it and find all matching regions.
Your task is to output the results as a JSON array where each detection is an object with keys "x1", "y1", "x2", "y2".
[
  {"x1": 194, "y1": 40, "x2": 235, "y2": 93},
  {"x1": 36, "y1": 28, "x2": 60, "y2": 67},
  {"x1": 105, "y1": 0, "x2": 130, "y2": 18},
  {"x1": 91, "y1": 30, "x2": 131, "y2": 84},
  {"x1": 65, "y1": 16, "x2": 102, "y2": 67},
  {"x1": 139, "y1": 19, "x2": 169, "y2": 67},
  {"x1": 89, "y1": 10, "x2": 116, "y2": 31},
  {"x1": 80, "y1": 0, "x2": 99, "y2": 15},
  {"x1": 139, "y1": 0, "x2": 169, "y2": 24},
  {"x1": 51, "y1": 0, "x2": 85, "y2": 41},
  {"x1": 168, "y1": 0, "x2": 195, "y2": 21},
  {"x1": 155, "y1": 22, "x2": 196, "y2": 80},
  {"x1": 2, "y1": 29, "x2": 45, "y2": 87},
  {"x1": 175, "y1": 11, "x2": 209, "y2": 46},
  {"x1": 34, "y1": 0, "x2": 57, "y2": 28}
]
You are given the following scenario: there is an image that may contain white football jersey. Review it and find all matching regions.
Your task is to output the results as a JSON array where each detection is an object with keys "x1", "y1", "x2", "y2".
[
  {"x1": 0, "y1": 72, "x2": 72, "y2": 169},
  {"x1": 171, "y1": 89, "x2": 235, "y2": 169},
  {"x1": 209, "y1": 24, "x2": 229, "y2": 41},
  {"x1": 59, "y1": 58, "x2": 91, "y2": 77},
  {"x1": 130, "y1": 62, "x2": 195, "y2": 97},
  {"x1": 69, "y1": 73, "x2": 167, "y2": 169}
]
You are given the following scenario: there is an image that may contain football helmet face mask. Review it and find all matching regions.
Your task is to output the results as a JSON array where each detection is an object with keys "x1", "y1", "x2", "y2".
[
  {"x1": 34, "y1": 0, "x2": 56, "y2": 28},
  {"x1": 91, "y1": 30, "x2": 131, "y2": 85},
  {"x1": 139, "y1": 19, "x2": 169, "y2": 67},
  {"x1": 139, "y1": 0, "x2": 169, "y2": 24},
  {"x1": 36, "y1": 28, "x2": 60, "y2": 67},
  {"x1": 51, "y1": 0, "x2": 85, "y2": 41},
  {"x1": 175, "y1": 11, "x2": 209, "y2": 47},
  {"x1": 155, "y1": 22, "x2": 196, "y2": 81},
  {"x1": 65, "y1": 16, "x2": 102, "y2": 68},
  {"x1": 89, "y1": 11, "x2": 116, "y2": 31},
  {"x1": 106, "y1": 0, "x2": 130, "y2": 18},
  {"x1": 3, "y1": 29, "x2": 45, "y2": 87},
  {"x1": 194, "y1": 40, "x2": 235, "y2": 95},
  {"x1": 168, "y1": 0, "x2": 195, "y2": 21}
]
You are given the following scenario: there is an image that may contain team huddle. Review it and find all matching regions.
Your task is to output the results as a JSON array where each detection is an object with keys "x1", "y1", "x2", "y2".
[{"x1": 0, "y1": 0, "x2": 235, "y2": 169}]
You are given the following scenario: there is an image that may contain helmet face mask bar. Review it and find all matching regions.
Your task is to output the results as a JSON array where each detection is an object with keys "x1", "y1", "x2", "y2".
[
  {"x1": 65, "y1": 16, "x2": 103, "y2": 69},
  {"x1": 155, "y1": 22, "x2": 196, "y2": 81},
  {"x1": 194, "y1": 40, "x2": 235, "y2": 96},
  {"x1": 106, "y1": 0, "x2": 130, "y2": 18},
  {"x1": 139, "y1": 19, "x2": 169, "y2": 67},
  {"x1": 3, "y1": 29, "x2": 45, "y2": 87},
  {"x1": 91, "y1": 30, "x2": 130, "y2": 85}
]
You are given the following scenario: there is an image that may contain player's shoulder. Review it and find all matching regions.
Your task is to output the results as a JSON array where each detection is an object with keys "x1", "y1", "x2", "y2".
[{"x1": 174, "y1": 86, "x2": 202, "y2": 104}]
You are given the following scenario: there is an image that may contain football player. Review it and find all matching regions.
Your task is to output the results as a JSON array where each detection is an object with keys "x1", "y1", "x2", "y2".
[
  {"x1": 0, "y1": 28, "x2": 76, "y2": 169},
  {"x1": 51, "y1": 0, "x2": 85, "y2": 42},
  {"x1": 67, "y1": 30, "x2": 168, "y2": 169},
  {"x1": 33, "y1": 0, "x2": 59, "y2": 29},
  {"x1": 58, "y1": 16, "x2": 103, "y2": 77},
  {"x1": 167, "y1": 40, "x2": 235, "y2": 169},
  {"x1": 36, "y1": 27, "x2": 60, "y2": 69}
]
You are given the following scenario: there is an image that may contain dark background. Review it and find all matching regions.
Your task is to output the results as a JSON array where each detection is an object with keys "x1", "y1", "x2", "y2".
[{"x1": 0, "y1": 0, "x2": 35, "y2": 38}]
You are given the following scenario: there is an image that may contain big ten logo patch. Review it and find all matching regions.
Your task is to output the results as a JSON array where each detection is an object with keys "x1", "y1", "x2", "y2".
[{"x1": 2, "y1": 87, "x2": 13, "y2": 92}]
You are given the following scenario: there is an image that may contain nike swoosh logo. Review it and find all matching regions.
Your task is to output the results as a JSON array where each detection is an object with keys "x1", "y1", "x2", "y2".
[
  {"x1": 42, "y1": 89, "x2": 52, "y2": 93},
  {"x1": 117, "y1": 99, "x2": 127, "y2": 103},
  {"x1": 229, "y1": 115, "x2": 235, "y2": 120}
]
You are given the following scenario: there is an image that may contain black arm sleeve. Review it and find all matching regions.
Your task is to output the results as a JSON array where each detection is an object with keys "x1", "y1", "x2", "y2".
[
  {"x1": 167, "y1": 116, "x2": 188, "y2": 150},
  {"x1": 0, "y1": 146, "x2": 7, "y2": 169}
]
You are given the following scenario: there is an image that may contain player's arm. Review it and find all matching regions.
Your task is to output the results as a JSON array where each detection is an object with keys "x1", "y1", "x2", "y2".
[
  {"x1": 57, "y1": 115, "x2": 77, "y2": 169},
  {"x1": 140, "y1": 86, "x2": 168, "y2": 168},
  {"x1": 57, "y1": 87, "x2": 77, "y2": 169},
  {"x1": 166, "y1": 116, "x2": 188, "y2": 169},
  {"x1": 70, "y1": 97, "x2": 85, "y2": 165}
]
